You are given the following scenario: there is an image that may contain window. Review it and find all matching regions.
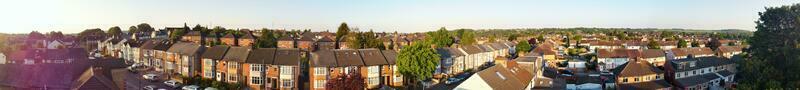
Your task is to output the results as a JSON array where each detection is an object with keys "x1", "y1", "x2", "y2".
[
  {"x1": 251, "y1": 76, "x2": 263, "y2": 85},
  {"x1": 495, "y1": 72, "x2": 506, "y2": 80},
  {"x1": 229, "y1": 63, "x2": 239, "y2": 69},
  {"x1": 393, "y1": 75, "x2": 402, "y2": 82},
  {"x1": 229, "y1": 74, "x2": 238, "y2": 82},
  {"x1": 281, "y1": 66, "x2": 293, "y2": 75},
  {"x1": 623, "y1": 79, "x2": 628, "y2": 83},
  {"x1": 369, "y1": 77, "x2": 380, "y2": 85},
  {"x1": 676, "y1": 73, "x2": 681, "y2": 78},
  {"x1": 315, "y1": 80, "x2": 326, "y2": 88},
  {"x1": 252, "y1": 64, "x2": 263, "y2": 72},
  {"x1": 634, "y1": 78, "x2": 639, "y2": 82},
  {"x1": 282, "y1": 79, "x2": 293, "y2": 87},
  {"x1": 369, "y1": 66, "x2": 380, "y2": 74},
  {"x1": 314, "y1": 67, "x2": 327, "y2": 75}
]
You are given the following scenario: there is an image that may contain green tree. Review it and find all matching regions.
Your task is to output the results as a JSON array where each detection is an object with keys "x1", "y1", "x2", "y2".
[
  {"x1": 256, "y1": 29, "x2": 277, "y2": 48},
  {"x1": 516, "y1": 40, "x2": 532, "y2": 54},
  {"x1": 169, "y1": 26, "x2": 189, "y2": 41},
  {"x1": 677, "y1": 39, "x2": 688, "y2": 48},
  {"x1": 396, "y1": 42, "x2": 440, "y2": 87},
  {"x1": 507, "y1": 34, "x2": 518, "y2": 41},
  {"x1": 458, "y1": 29, "x2": 476, "y2": 45},
  {"x1": 426, "y1": 27, "x2": 454, "y2": 48},
  {"x1": 107, "y1": 26, "x2": 122, "y2": 37},
  {"x1": 738, "y1": 4, "x2": 800, "y2": 89},
  {"x1": 136, "y1": 23, "x2": 155, "y2": 32},
  {"x1": 647, "y1": 40, "x2": 661, "y2": 49},
  {"x1": 211, "y1": 26, "x2": 226, "y2": 37},
  {"x1": 128, "y1": 26, "x2": 139, "y2": 34},
  {"x1": 336, "y1": 22, "x2": 350, "y2": 49},
  {"x1": 690, "y1": 41, "x2": 700, "y2": 47}
]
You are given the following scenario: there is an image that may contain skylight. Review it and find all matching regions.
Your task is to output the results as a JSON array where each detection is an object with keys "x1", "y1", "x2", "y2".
[{"x1": 496, "y1": 71, "x2": 506, "y2": 80}]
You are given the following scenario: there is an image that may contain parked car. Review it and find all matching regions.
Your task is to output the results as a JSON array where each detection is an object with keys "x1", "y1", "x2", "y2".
[
  {"x1": 445, "y1": 77, "x2": 463, "y2": 85},
  {"x1": 164, "y1": 80, "x2": 182, "y2": 88},
  {"x1": 203, "y1": 87, "x2": 219, "y2": 90},
  {"x1": 558, "y1": 69, "x2": 573, "y2": 75},
  {"x1": 143, "y1": 74, "x2": 159, "y2": 81},
  {"x1": 600, "y1": 71, "x2": 613, "y2": 75},
  {"x1": 143, "y1": 85, "x2": 157, "y2": 90},
  {"x1": 182, "y1": 85, "x2": 200, "y2": 90}
]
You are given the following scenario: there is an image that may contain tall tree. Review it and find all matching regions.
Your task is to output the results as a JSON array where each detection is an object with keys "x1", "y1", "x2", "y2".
[
  {"x1": 211, "y1": 26, "x2": 226, "y2": 37},
  {"x1": 707, "y1": 38, "x2": 722, "y2": 50},
  {"x1": 256, "y1": 29, "x2": 277, "y2": 48},
  {"x1": 507, "y1": 34, "x2": 518, "y2": 41},
  {"x1": 128, "y1": 26, "x2": 139, "y2": 34},
  {"x1": 516, "y1": 40, "x2": 532, "y2": 54},
  {"x1": 136, "y1": 23, "x2": 155, "y2": 32},
  {"x1": 458, "y1": 29, "x2": 476, "y2": 45},
  {"x1": 336, "y1": 23, "x2": 350, "y2": 49},
  {"x1": 107, "y1": 26, "x2": 122, "y2": 37},
  {"x1": 738, "y1": 4, "x2": 800, "y2": 89},
  {"x1": 647, "y1": 40, "x2": 661, "y2": 49},
  {"x1": 677, "y1": 39, "x2": 688, "y2": 48},
  {"x1": 396, "y1": 42, "x2": 440, "y2": 87},
  {"x1": 426, "y1": 27, "x2": 454, "y2": 48}
]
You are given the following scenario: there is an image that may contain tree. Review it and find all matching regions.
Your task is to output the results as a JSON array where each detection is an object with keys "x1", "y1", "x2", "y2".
[
  {"x1": 647, "y1": 40, "x2": 661, "y2": 49},
  {"x1": 169, "y1": 26, "x2": 188, "y2": 41},
  {"x1": 77, "y1": 28, "x2": 106, "y2": 41},
  {"x1": 128, "y1": 26, "x2": 139, "y2": 34},
  {"x1": 396, "y1": 42, "x2": 440, "y2": 87},
  {"x1": 136, "y1": 23, "x2": 155, "y2": 32},
  {"x1": 335, "y1": 23, "x2": 350, "y2": 49},
  {"x1": 347, "y1": 30, "x2": 385, "y2": 50},
  {"x1": 426, "y1": 27, "x2": 454, "y2": 48},
  {"x1": 507, "y1": 34, "x2": 518, "y2": 41},
  {"x1": 211, "y1": 26, "x2": 226, "y2": 37},
  {"x1": 677, "y1": 39, "x2": 688, "y2": 48},
  {"x1": 256, "y1": 29, "x2": 277, "y2": 48},
  {"x1": 738, "y1": 4, "x2": 800, "y2": 89},
  {"x1": 690, "y1": 41, "x2": 700, "y2": 47},
  {"x1": 107, "y1": 26, "x2": 122, "y2": 37},
  {"x1": 458, "y1": 29, "x2": 476, "y2": 45},
  {"x1": 516, "y1": 40, "x2": 532, "y2": 54},
  {"x1": 707, "y1": 38, "x2": 722, "y2": 50},
  {"x1": 325, "y1": 69, "x2": 365, "y2": 90}
]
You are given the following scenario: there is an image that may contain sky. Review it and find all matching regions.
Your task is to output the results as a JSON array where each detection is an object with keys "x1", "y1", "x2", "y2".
[{"x1": 0, "y1": 0, "x2": 797, "y2": 34}]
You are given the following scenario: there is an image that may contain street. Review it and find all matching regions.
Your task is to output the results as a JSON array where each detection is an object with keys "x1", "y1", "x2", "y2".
[{"x1": 124, "y1": 66, "x2": 179, "y2": 90}]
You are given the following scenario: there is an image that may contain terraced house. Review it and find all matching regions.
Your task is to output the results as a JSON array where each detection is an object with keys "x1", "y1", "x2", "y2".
[
  {"x1": 612, "y1": 60, "x2": 672, "y2": 90},
  {"x1": 165, "y1": 42, "x2": 205, "y2": 77},
  {"x1": 308, "y1": 49, "x2": 400, "y2": 90},
  {"x1": 217, "y1": 46, "x2": 250, "y2": 83},
  {"x1": 243, "y1": 48, "x2": 275, "y2": 90},
  {"x1": 200, "y1": 45, "x2": 229, "y2": 79},
  {"x1": 270, "y1": 48, "x2": 302, "y2": 90}
]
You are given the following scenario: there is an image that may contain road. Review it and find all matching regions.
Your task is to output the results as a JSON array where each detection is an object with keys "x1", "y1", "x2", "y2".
[{"x1": 124, "y1": 66, "x2": 179, "y2": 90}]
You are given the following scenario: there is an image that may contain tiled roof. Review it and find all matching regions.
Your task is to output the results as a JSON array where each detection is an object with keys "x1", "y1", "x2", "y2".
[
  {"x1": 472, "y1": 66, "x2": 528, "y2": 90},
  {"x1": 273, "y1": 48, "x2": 301, "y2": 66},
  {"x1": 612, "y1": 60, "x2": 663, "y2": 77},
  {"x1": 310, "y1": 50, "x2": 338, "y2": 67},
  {"x1": 317, "y1": 36, "x2": 334, "y2": 42},
  {"x1": 641, "y1": 49, "x2": 665, "y2": 58},
  {"x1": 334, "y1": 49, "x2": 364, "y2": 67},
  {"x1": 381, "y1": 50, "x2": 397, "y2": 65},
  {"x1": 222, "y1": 46, "x2": 250, "y2": 62},
  {"x1": 167, "y1": 42, "x2": 203, "y2": 56},
  {"x1": 670, "y1": 57, "x2": 733, "y2": 72},
  {"x1": 359, "y1": 49, "x2": 388, "y2": 66},
  {"x1": 201, "y1": 45, "x2": 229, "y2": 60},
  {"x1": 184, "y1": 31, "x2": 201, "y2": 36},
  {"x1": 671, "y1": 47, "x2": 714, "y2": 57},
  {"x1": 245, "y1": 48, "x2": 276, "y2": 64},
  {"x1": 716, "y1": 45, "x2": 744, "y2": 53},
  {"x1": 461, "y1": 45, "x2": 484, "y2": 54},
  {"x1": 674, "y1": 73, "x2": 719, "y2": 87}
]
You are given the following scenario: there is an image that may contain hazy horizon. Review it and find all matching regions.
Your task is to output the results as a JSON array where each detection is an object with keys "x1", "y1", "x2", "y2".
[{"x1": 0, "y1": 0, "x2": 797, "y2": 34}]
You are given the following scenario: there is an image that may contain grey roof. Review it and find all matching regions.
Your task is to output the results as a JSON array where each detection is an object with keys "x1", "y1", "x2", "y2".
[
  {"x1": 381, "y1": 50, "x2": 397, "y2": 65},
  {"x1": 359, "y1": 49, "x2": 388, "y2": 66},
  {"x1": 222, "y1": 46, "x2": 251, "y2": 62},
  {"x1": 335, "y1": 49, "x2": 364, "y2": 66},
  {"x1": 246, "y1": 48, "x2": 276, "y2": 64},
  {"x1": 675, "y1": 73, "x2": 720, "y2": 87},
  {"x1": 201, "y1": 45, "x2": 230, "y2": 60},
  {"x1": 139, "y1": 40, "x2": 159, "y2": 50},
  {"x1": 670, "y1": 57, "x2": 734, "y2": 72},
  {"x1": 310, "y1": 50, "x2": 338, "y2": 67},
  {"x1": 273, "y1": 48, "x2": 301, "y2": 66},
  {"x1": 461, "y1": 45, "x2": 484, "y2": 54},
  {"x1": 167, "y1": 42, "x2": 204, "y2": 56}
]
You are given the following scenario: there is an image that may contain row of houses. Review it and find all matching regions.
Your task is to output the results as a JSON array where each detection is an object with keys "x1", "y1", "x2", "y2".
[
  {"x1": 596, "y1": 46, "x2": 745, "y2": 71},
  {"x1": 610, "y1": 56, "x2": 736, "y2": 90},
  {"x1": 435, "y1": 42, "x2": 516, "y2": 78}
]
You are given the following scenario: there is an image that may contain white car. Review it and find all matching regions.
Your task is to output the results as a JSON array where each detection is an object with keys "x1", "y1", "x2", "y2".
[
  {"x1": 143, "y1": 74, "x2": 159, "y2": 81},
  {"x1": 143, "y1": 85, "x2": 157, "y2": 90},
  {"x1": 204, "y1": 87, "x2": 218, "y2": 90},
  {"x1": 164, "y1": 80, "x2": 182, "y2": 88},
  {"x1": 182, "y1": 85, "x2": 200, "y2": 90}
]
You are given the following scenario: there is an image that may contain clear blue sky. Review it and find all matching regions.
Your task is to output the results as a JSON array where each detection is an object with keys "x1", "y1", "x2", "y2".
[{"x1": 0, "y1": 0, "x2": 797, "y2": 34}]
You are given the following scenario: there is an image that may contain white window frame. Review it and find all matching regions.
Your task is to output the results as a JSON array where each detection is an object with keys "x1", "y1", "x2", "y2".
[
  {"x1": 314, "y1": 67, "x2": 327, "y2": 75},
  {"x1": 315, "y1": 80, "x2": 326, "y2": 88}
]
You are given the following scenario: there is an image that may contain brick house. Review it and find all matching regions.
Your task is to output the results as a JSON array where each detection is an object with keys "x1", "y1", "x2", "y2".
[
  {"x1": 612, "y1": 60, "x2": 672, "y2": 90},
  {"x1": 181, "y1": 31, "x2": 203, "y2": 44},
  {"x1": 297, "y1": 36, "x2": 315, "y2": 50},
  {"x1": 358, "y1": 49, "x2": 389, "y2": 89},
  {"x1": 271, "y1": 48, "x2": 302, "y2": 90},
  {"x1": 243, "y1": 48, "x2": 276, "y2": 90},
  {"x1": 309, "y1": 50, "x2": 339, "y2": 90},
  {"x1": 664, "y1": 57, "x2": 736, "y2": 90},
  {"x1": 316, "y1": 37, "x2": 336, "y2": 50},
  {"x1": 221, "y1": 33, "x2": 238, "y2": 46},
  {"x1": 166, "y1": 42, "x2": 205, "y2": 77},
  {"x1": 200, "y1": 45, "x2": 230, "y2": 79},
  {"x1": 217, "y1": 46, "x2": 251, "y2": 83},
  {"x1": 277, "y1": 36, "x2": 295, "y2": 48}
]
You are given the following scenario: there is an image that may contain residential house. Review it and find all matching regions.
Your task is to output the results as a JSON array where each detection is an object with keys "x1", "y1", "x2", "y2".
[
  {"x1": 316, "y1": 37, "x2": 336, "y2": 50},
  {"x1": 454, "y1": 65, "x2": 534, "y2": 90},
  {"x1": 239, "y1": 33, "x2": 256, "y2": 47},
  {"x1": 612, "y1": 60, "x2": 672, "y2": 90},
  {"x1": 641, "y1": 49, "x2": 667, "y2": 66},
  {"x1": 221, "y1": 33, "x2": 238, "y2": 46},
  {"x1": 381, "y1": 50, "x2": 403, "y2": 87},
  {"x1": 715, "y1": 46, "x2": 745, "y2": 58},
  {"x1": 669, "y1": 47, "x2": 715, "y2": 60},
  {"x1": 244, "y1": 48, "x2": 276, "y2": 90},
  {"x1": 271, "y1": 48, "x2": 302, "y2": 90},
  {"x1": 200, "y1": 45, "x2": 230, "y2": 79},
  {"x1": 297, "y1": 35, "x2": 315, "y2": 50},
  {"x1": 182, "y1": 31, "x2": 203, "y2": 44},
  {"x1": 596, "y1": 49, "x2": 639, "y2": 71},
  {"x1": 309, "y1": 50, "x2": 339, "y2": 90},
  {"x1": 436, "y1": 47, "x2": 467, "y2": 77},
  {"x1": 664, "y1": 57, "x2": 736, "y2": 90},
  {"x1": 166, "y1": 42, "x2": 205, "y2": 77},
  {"x1": 358, "y1": 49, "x2": 389, "y2": 89},
  {"x1": 217, "y1": 46, "x2": 250, "y2": 83},
  {"x1": 277, "y1": 36, "x2": 295, "y2": 48}
]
